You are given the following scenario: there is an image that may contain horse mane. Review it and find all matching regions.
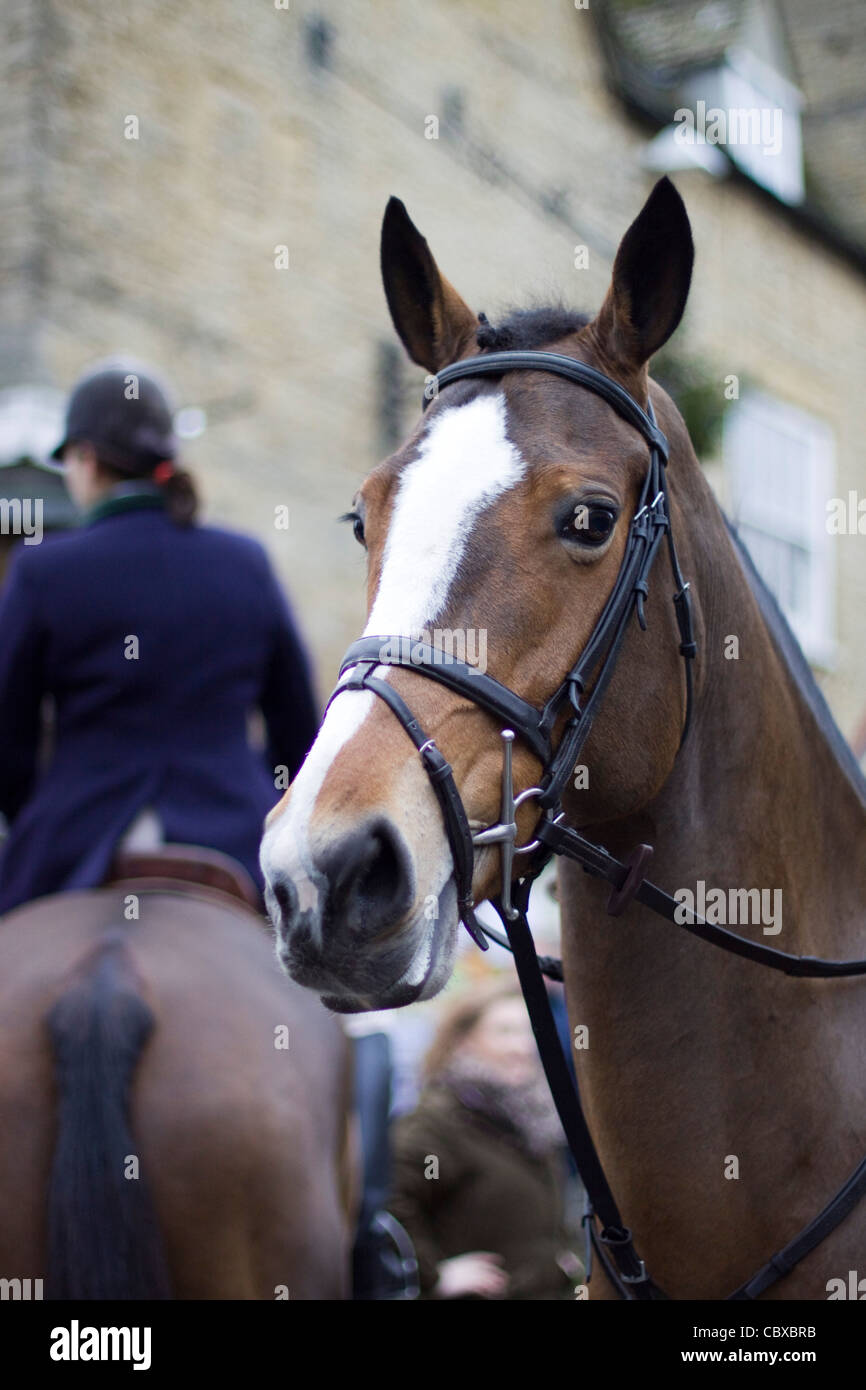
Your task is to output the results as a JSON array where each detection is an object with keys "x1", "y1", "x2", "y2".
[
  {"x1": 475, "y1": 304, "x2": 591, "y2": 352},
  {"x1": 725, "y1": 517, "x2": 866, "y2": 812}
]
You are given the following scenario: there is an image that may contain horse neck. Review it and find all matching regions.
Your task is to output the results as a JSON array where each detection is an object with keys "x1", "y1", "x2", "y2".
[
  {"x1": 654, "y1": 492, "x2": 866, "y2": 945},
  {"x1": 563, "y1": 463, "x2": 866, "y2": 947},
  {"x1": 557, "y1": 474, "x2": 866, "y2": 1294}
]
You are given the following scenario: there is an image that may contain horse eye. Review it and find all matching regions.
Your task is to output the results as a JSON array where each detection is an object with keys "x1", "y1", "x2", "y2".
[
  {"x1": 339, "y1": 509, "x2": 366, "y2": 547},
  {"x1": 564, "y1": 504, "x2": 617, "y2": 547}
]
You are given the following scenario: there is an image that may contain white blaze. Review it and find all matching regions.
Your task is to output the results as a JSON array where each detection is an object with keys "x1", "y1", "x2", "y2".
[
  {"x1": 260, "y1": 392, "x2": 525, "y2": 902},
  {"x1": 366, "y1": 392, "x2": 525, "y2": 634}
]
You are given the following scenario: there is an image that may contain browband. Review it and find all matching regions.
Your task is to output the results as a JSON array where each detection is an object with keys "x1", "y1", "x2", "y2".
[{"x1": 425, "y1": 349, "x2": 669, "y2": 461}]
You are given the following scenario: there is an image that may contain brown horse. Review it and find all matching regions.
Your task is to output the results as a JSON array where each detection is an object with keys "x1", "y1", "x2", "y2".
[
  {"x1": 0, "y1": 873, "x2": 356, "y2": 1298},
  {"x1": 260, "y1": 178, "x2": 866, "y2": 1299}
]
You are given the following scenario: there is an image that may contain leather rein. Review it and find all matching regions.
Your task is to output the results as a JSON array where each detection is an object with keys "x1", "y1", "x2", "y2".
[{"x1": 328, "y1": 348, "x2": 866, "y2": 1300}]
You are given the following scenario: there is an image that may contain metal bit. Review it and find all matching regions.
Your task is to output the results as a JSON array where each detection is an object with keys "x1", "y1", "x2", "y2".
[{"x1": 472, "y1": 730, "x2": 519, "y2": 919}]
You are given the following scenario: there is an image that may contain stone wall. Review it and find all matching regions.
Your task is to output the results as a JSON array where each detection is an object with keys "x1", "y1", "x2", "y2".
[{"x1": 1, "y1": 0, "x2": 864, "y2": 736}]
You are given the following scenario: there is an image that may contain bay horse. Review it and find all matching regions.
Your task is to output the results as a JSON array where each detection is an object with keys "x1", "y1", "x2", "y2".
[
  {"x1": 0, "y1": 867, "x2": 356, "y2": 1298},
  {"x1": 260, "y1": 178, "x2": 866, "y2": 1299}
]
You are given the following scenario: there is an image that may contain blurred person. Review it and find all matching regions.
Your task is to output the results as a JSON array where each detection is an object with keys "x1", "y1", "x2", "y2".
[
  {"x1": 0, "y1": 360, "x2": 318, "y2": 913},
  {"x1": 387, "y1": 979, "x2": 583, "y2": 1300}
]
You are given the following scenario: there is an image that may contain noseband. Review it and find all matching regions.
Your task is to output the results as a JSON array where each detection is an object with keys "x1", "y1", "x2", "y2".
[
  {"x1": 327, "y1": 348, "x2": 866, "y2": 1301},
  {"x1": 331, "y1": 350, "x2": 697, "y2": 946}
]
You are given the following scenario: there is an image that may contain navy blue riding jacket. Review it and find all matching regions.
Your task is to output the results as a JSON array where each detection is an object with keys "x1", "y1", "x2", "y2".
[{"x1": 0, "y1": 490, "x2": 319, "y2": 913}]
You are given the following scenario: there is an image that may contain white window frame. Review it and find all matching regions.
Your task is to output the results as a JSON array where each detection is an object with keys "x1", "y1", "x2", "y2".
[
  {"x1": 723, "y1": 389, "x2": 835, "y2": 668},
  {"x1": 722, "y1": 46, "x2": 805, "y2": 206},
  {"x1": 679, "y1": 49, "x2": 805, "y2": 207}
]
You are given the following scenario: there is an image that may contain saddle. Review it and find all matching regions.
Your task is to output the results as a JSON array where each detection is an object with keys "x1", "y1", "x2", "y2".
[{"x1": 106, "y1": 844, "x2": 263, "y2": 914}]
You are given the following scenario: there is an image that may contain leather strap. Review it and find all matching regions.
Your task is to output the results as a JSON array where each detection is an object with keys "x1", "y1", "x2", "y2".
[
  {"x1": 536, "y1": 817, "x2": 866, "y2": 977},
  {"x1": 494, "y1": 882, "x2": 664, "y2": 1300},
  {"x1": 331, "y1": 661, "x2": 490, "y2": 949},
  {"x1": 426, "y1": 350, "x2": 670, "y2": 461},
  {"x1": 336, "y1": 638, "x2": 552, "y2": 765},
  {"x1": 729, "y1": 1152, "x2": 866, "y2": 1299}
]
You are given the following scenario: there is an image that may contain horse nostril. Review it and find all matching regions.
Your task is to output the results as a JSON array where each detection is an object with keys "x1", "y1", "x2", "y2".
[
  {"x1": 355, "y1": 827, "x2": 400, "y2": 903},
  {"x1": 271, "y1": 875, "x2": 298, "y2": 923},
  {"x1": 317, "y1": 818, "x2": 413, "y2": 937}
]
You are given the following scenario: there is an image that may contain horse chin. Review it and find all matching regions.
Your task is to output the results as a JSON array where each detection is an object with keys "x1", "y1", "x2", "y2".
[{"x1": 319, "y1": 877, "x2": 460, "y2": 1014}]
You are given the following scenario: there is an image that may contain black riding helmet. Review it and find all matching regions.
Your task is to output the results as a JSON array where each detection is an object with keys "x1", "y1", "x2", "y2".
[{"x1": 50, "y1": 361, "x2": 177, "y2": 474}]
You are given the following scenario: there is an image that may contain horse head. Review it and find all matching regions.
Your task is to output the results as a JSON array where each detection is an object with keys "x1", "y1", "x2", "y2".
[{"x1": 261, "y1": 177, "x2": 703, "y2": 1012}]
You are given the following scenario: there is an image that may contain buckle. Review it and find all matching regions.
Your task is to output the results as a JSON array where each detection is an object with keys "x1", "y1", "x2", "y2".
[
  {"x1": 599, "y1": 1224, "x2": 632, "y2": 1247},
  {"x1": 673, "y1": 581, "x2": 697, "y2": 659},
  {"x1": 471, "y1": 729, "x2": 542, "y2": 921},
  {"x1": 598, "y1": 1225, "x2": 649, "y2": 1284}
]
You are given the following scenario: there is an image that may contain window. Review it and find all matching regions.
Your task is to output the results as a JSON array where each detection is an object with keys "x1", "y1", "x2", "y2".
[
  {"x1": 723, "y1": 390, "x2": 835, "y2": 667},
  {"x1": 719, "y1": 46, "x2": 805, "y2": 206},
  {"x1": 678, "y1": 45, "x2": 805, "y2": 207}
]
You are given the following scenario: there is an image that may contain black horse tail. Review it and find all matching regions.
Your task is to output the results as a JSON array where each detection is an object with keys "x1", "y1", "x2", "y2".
[{"x1": 45, "y1": 930, "x2": 172, "y2": 1299}]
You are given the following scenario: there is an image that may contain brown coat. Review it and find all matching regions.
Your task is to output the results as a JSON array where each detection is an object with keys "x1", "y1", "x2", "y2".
[{"x1": 387, "y1": 1083, "x2": 576, "y2": 1300}]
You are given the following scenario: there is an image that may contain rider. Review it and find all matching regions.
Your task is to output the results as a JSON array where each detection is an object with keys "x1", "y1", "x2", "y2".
[{"x1": 0, "y1": 360, "x2": 319, "y2": 914}]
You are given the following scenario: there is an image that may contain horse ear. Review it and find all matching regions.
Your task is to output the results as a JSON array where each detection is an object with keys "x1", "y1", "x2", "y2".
[
  {"x1": 380, "y1": 198, "x2": 479, "y2": 373},
  {"x1": 593, "y1": 178, "x2": 694, "y2": 372}
]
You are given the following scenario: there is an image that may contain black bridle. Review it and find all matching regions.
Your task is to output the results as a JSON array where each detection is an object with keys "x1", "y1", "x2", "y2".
[
  {"x1": 334, "y1": 351, "x2": 696, "y2": 945},
  {"x1": 328, "y1": 348, "x2": 866, "y2": 1300}
]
